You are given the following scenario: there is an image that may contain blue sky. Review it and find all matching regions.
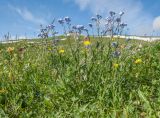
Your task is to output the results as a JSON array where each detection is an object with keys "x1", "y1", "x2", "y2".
[{"x1": 0, "y1": 0, "x2": 160, "y2": 39}]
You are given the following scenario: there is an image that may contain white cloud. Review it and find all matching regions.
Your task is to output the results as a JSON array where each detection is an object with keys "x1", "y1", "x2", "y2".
[
  {"x1": 153, "y1": 16, "x2": 160, "y2": 30},
  {"x1": 8, "y1": 5, "x2": 47, "y2": 25},
  {"x1": 71, "y1": 0, "x2": 156, "y2": 35}
]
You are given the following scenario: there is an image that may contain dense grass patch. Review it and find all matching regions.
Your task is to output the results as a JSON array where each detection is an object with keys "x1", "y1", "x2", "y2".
[{"x1": 0, "y1": 37, "x2": 160, "y2": 117}]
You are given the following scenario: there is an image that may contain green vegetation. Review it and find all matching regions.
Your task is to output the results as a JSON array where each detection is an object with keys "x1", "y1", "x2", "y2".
[{"x1": 0, "y1": 37, "x2": 160, "y2": 117}]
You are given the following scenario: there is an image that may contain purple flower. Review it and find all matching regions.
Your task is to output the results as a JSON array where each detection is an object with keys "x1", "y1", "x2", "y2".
[
  {"x1": 112, "y1": 51, "x2": 121, "y2": 58},
  {"x1": 76, "y1": 25, "x2": 84, "y2": 30},
  {"x1": 72, "y1": 25, "x2": 77, "y2": 30},
  {"x1": 120, "y1": 23, "x2": 127, "y2": 28},
  {"x1": 38, "y1": 33, "x2": 42, "y2": 37},
  {"x1": 116, "y1": 18, "x2": 121, "y2": 23},
  {"x1": 119, "y1": 11, "x2": 124, "y2": 16},
  {"x1": 111, "y1": 42, "x2": 118, "y2": 48},
  {"x1": 109, "y1": 11, "x2": 116, "y2": 16},
  {"x1": 58, "y1": 19, "x2": 64, "y2": 24},
  {"x1": 91, "y1": 17, "x2": 97, "y2": 21},
  {"x1": 64, "y1": 17, "x2": 71, "y2": 23},
  {"x1": 88, "y1": 23, "x2": 93, "y2": 28},
  {"x1": 83, "y1": 28, "x2": 88, "y2": 32},
  {"x1": 48, "y1": 24, "x2": 55, "y2": 29},
  {"x1": 96, "y1": 14, "x2": 102, "y2": 19},
  {"x1": 106, "y1": 17, "x2": 112, "y2": 22}
]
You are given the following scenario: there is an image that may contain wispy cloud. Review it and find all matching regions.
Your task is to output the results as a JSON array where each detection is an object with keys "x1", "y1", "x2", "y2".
[
  {"x1": 71, "y1": 0, "x2": 157, "y2": 35},
  {"x1": 8, "y1": 5, "x2": 47, "y2": 25}
]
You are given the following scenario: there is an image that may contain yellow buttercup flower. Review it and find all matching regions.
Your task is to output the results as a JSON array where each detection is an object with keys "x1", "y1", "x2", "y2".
[
  {"x1": 7, "y1": 47, "x2": 14, "y2": 53},
  {"x1": 113, "y1": 63, "x2": 119, "y2": 68},
  {"x1": 59, "y1": 49, "x2": 65, "y2": 54},
  {"x1": 48, "y1": 48, "x2": 52, "y2": 51},
  {"x1": 83, "y1": 40, "x2": 91, "y2": 46},
  {"x1": 112, "y1": 38, "x2": 115, "y2": 41},
  {"x1": 0, "y1": 89, "x2": 7, "y2": 94},
  {"x1": 135, "y1": 59, "x2": 142, "y2": 64}
]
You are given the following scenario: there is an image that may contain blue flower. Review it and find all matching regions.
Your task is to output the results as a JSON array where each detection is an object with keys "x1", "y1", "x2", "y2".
[
  {"x1": 91, "y1": 17, "x2": 97, "y2": 21},
  {"x1": 120, "y1": 23, "x2": 127, "y2": 28},
  {"x1": 105, "y1": 17, "x2": 112, "y2": 22},
  {"x1": 112, "y1": 51, "x2": 121, "y2": 58},
  {"x1": 72, "y1": 25, "x2": 77, "y2": 30},
  {"x1": 116, "y1": 18, "x2": 121, "y2": 23},
  {"x1": 58, "y1": 19, "x2": 64, "y2": 24},
  {"x1": 64, "y1": 17, "x2": 71, "y2": 23},
  {"x1": 111, "y1": 42, "x2": 118, "y2": 48},
  {"x1": 119, "y1": 11, "x2": 124, "y2": 16},
  {"x1": 48, "y1": 24, "x2": 55, "y2": 29},
  {"x1": 76, "y1": 25, "x2": 84, "y2": 30},
  {"x1": 83, "y1": 28, "x2": 88, "y2": 32},
  {"x1": 96, "y1": 14, "x2": 102, "y2": 20},
  {"x1": 88, "y1": 23, "x2": 93, "y2": 28},
  {"x1": 109, "y1": 11, "x2": 116, "y2": 16}
]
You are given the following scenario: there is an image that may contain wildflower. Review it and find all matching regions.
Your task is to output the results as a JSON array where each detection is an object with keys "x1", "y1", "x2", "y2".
[
  {"x1": 76, "y1": 25, "x2": 84, "y2": 30},
  {"x1": 135, "y1": 59, "x2": 142, "y2": 64},
  {"x1": 138, "y1": 44, "x2": 143, "y2": 48},
  {"x1": 120, "y1": 45, "x2": 125, "y2": 49},
  {"x1": 111, "y1": 38, "x2": 115, "y2": 41},
  {"x1": 7, "y1": 47, "x2": 14, "y2": 53},
  {"x1": 58, "y1": 19, "x2": 64, "y2": 24},
  {"x1": 96, "y1": 14, "x2": 102, "y2": 20},
  {"x1": 88, "y1": 23, "x2": 93, "y2": 28},
  {"x1": 125, "y1": 45, "x2": 132, "y2": 50},
  {"x1": 113, "y1": 63, "x2": 119, "y2": 68},
  {"x1": 109, "y1": 11, "x2": 116, "y2": 16},
  {"x1": 64, "y1": 16, "x2": 71, "y2": 23},
  {"x1": 0, "y1": 89, "x2": 7, "y2": 93},
  {"x1": 116, "y1": 18, "x2": 121, "y2": 23},
  {"x1": 91, "y1": 17, "x2": 97, "y2": 21},
  {"x1": 83, "y1": 40, "x2": 91, "y2": 46},
  {"x1": 48, "y1": 24, "x2": 55, "y2": 29},
  {"x1": 72, "y1": 25, "x2": 77, "y2": 30},
  {"x1": 112, "y1": 51, "x2": 121, "y2": 58},
  {"x1": 59, "y1": 49, "x2": 65, "y2": 54},
  {"x1": 111, "y1": 42, "x2": 118, "y2": 48},
  {"x1": 106, "y1": 17, "x2": 112, "y2": 22},
  {"x1": 119, "y1": 11, "x2": 124, "y2": 16},
  {"x1": 48, "y1": 48, "x2": 52, "y2": 51}
]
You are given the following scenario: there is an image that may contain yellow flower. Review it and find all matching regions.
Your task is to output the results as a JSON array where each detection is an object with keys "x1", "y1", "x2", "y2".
[
  {"x1": 120, "y1": 45, "x2": 125, "y2": 49},
  {"x1": 59, "y1": 49, "x2": 65, "y2": 54},
  {"x1": 83, "y1": 40, "x2": 91, "y2": 46},
  {"x1": 135, "y1": 59, "x2": 142, "y2": 64},
  {"x1": 48, "y1": 48, "x2": 52, "y2": 51},
  {"x1": 7, "y1": 47, "x2": 14, "y2": 53},
  {"x1": 113, "y1": 63, "x2": 119, "y2": 68},
  {"x1": 0, "y1": 89, "x2": 7, "y2": 94},
  {"x1": 112, "y1": 38, "x2": 115, "y2": 41}
]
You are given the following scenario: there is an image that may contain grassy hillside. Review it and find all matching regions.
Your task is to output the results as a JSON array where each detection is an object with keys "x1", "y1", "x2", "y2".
[{"x1": 0, "y1": 37, "x2": 160, "y2": 117}]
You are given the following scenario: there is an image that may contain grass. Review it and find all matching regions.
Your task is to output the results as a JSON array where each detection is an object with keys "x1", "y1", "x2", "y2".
[{"x1": 0, "y1": 37, "x2": 160, "y2": 117}]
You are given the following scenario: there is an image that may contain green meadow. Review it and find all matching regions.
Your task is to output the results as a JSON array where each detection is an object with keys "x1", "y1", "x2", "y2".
[{"x1": 0, "y1": 37, "x2": 160, "y2": 117}]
